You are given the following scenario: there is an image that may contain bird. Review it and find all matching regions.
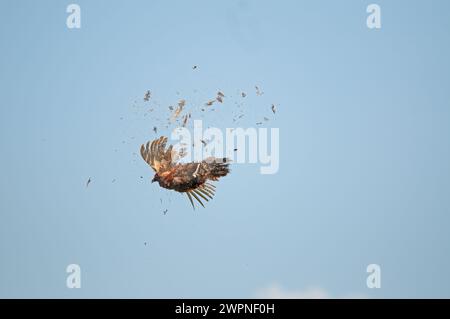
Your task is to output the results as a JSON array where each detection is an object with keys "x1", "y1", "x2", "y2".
[{"x1": 140, "y1": 136, "x2": 230, "y2": 209}]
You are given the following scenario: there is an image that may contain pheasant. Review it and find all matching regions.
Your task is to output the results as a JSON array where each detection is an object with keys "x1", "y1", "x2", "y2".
[{"x1": 140, "y1": 136, "x2": 230, "y2": 209}]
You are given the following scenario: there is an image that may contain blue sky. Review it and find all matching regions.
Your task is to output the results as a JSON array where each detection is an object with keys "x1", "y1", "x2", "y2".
[{"x1": 1, "y1": 0, "x2": 450, "y2": 298}]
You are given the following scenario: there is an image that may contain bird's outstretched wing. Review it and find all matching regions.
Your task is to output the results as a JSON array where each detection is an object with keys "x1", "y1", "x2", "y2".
[
  {"x1": 174, "y1": 159, "x2": 229, "y2": 209},
  {"x1": 140, "y1": 136, "x2": 174, "y2": 173},
  {"x1": 185, "y1": 182, "x2": 216, "y2": 210}
]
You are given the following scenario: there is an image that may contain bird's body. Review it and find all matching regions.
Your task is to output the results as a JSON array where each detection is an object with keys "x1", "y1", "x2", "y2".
[{"x1": 140, "y1": 136, "x2": 230, "y2": 208}]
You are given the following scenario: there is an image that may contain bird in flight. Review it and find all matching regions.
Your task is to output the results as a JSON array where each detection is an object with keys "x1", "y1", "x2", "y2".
[{"x1": 140, "y1": 136, "x2": 230, "y2": 209}]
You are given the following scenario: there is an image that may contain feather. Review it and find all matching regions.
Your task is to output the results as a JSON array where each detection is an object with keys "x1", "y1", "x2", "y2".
[
  {"x1": 197, "y1": 187, "x2": 214, "y2": 199},
  {"x1": 193, "y1": 189, "x2": 209, "y2": 202},
  {"x1": 203, "y1": 184, "x2": 216, "y2": 193},
  {"x1": 190, "y1": 191, "x2": 205, "y2": 208},
  {"x1": 186, "y1": 192, "x2": 195, "y2": 210}
]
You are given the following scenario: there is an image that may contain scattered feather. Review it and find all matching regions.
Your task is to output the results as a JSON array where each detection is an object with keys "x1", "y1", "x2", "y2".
[
  {"x1": 171, "y1": 101, "x2": 185, "y2": 121},
  {"x1": 255, "y1": 85, "x2": 264, "y2": 96},
  {"x1": 182, "y1": 114, "x2": 189, "y2": 127},
  {"x1": 144, "y1": 90, "x2": 151, "y2": 101}
]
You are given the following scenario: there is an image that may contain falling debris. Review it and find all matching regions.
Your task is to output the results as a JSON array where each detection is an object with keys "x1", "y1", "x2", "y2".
[
  {"x1": 144, "y1": 90, "x2": 151, "y2": 101},
  {"x1": 255, "y1": 86, "x2": 264, "y2": 96},
  {"x1": 112, "y1": 179, "x2": 116, "y2": 183},
  {"x1": 182, "y1": 114, "x2": 189, "y2": 127},
  {"x1": 216, "y1": 91, "x2": 225, "y2": 103},
  {"x1": 163, "y1": 209, "x2": 168, "y2": 215},
  {"x1": 144, "y1": 242, "x2": 147, "y2": 246},
  {"x1": 171, "y1": 100, "x2": 185, "y2": 121},
  {"x1": 192, "y1": 65, "x2": 197, "y2": 70},
  {"x1": 132, "y1": 85, "x2": 278, "y2": 209},
  {"x1": 86, "y1": 178, "x2": 91, "y2": 188}
]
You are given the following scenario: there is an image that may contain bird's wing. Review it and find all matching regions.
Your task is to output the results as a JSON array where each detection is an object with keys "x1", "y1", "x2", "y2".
[
  {"x1": 140, "y1": 136, "x2": 174, "y2": 172},
  {"x1": 185, "y1": 183, "x2": 216, "y2": 210}
]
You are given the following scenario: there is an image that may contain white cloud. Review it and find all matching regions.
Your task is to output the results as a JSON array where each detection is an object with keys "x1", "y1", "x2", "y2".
[{"x1": 254, "y1": 283, "x2": 366, "y2": 299}]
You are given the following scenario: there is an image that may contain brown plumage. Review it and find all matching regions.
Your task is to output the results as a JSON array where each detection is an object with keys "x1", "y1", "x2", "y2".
[{"x1": 140, "y1": 136, "x2": 230, "y2": 209}]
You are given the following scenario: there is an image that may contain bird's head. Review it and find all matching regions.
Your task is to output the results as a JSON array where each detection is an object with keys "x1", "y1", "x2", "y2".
[{"x1": 151, "y1": 174, "x2": 160, "y2": 183}]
